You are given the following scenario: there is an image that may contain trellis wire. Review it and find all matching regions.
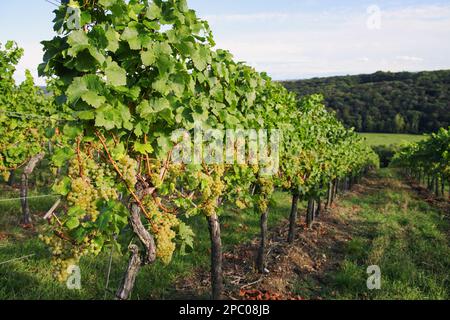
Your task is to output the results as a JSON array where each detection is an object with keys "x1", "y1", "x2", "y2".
[{"x1": 0, "y1": 194, "x2": 58, "y2": 203}]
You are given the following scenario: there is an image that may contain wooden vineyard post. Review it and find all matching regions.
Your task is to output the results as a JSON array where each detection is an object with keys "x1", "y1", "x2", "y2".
[
  {"x1": 20, "y1": 153, "x2": 44, "y2": 225},
  {"x1": 257, "y1": 209, "x2": 269, "y2": 273},
  {"x1": 207, "y1": 213, "x2": 224, "y2": 300},
  {"x1": 288, "y1": 193, "x2": 300, "y2": 243}
]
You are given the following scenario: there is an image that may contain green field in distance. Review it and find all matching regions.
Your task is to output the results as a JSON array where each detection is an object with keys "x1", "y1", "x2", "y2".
[{"x1": 358, "y1": 133, "x2": 426, "y2": 146}]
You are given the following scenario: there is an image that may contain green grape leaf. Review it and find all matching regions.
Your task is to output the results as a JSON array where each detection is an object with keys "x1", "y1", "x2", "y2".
[
  {"x1": 178, "y1": 0, "x2": 189, "y2": 13},
  {"x1": 105, "y1": 28, "x2": 120, "y2": 52},
  {"x1": 156, "y1": 134, "x2": 174, "y2": 157},
  {"x1": 67, "y1": 30, "x2": 90, "y2": 57},
  {"x1": 105, "y1": 61, "x2": 127, "y2": 87},
  {"x1": 178, "y1": 222, "x2": 195, "y2": 255},
  {"x1": 52, "y1": 177, "x2": 71, "y2": 196},
  {"x1": 136, "y1": 100, "x2": 154, "y2": 118},
  {"x1": 155, "y1": 55, "x2": 174, "y2": 76},
  {"x1": 66, "y1": 217, "x2": 80, "y2": 230},
  {"x1": 95, "y1": 108, "x2": 117, "y2": 130},
  {"x1": 121, "y1": 25, "x2": 141, "y2": 50},
  {"x1": 134, "y1": 141, "x2": 153, "y2": 155},
  {"x1": 141, "y1": 49, "x2": 156, "y2": 66},
  {"x1": 88, "y1": 47, "x2": 106, "y2": 64},
  {"x1": 52, "y1": 148, "x2": 76, "y2": 168},
  {"x1": 191, "y1": 46, "x2": 210, "y2": 71},
  {"x1": 146, "y1": 3, "x2": 162, "y2": 20},
  {"x1": 99, "y1": 0, "x2": 117, "y2": 9},
  {"x1": 96, "y1": 210, "x2": 112, "y2": 231},
  {"x1": 66, "y1": 77, "x2": 89, "y2": 104},
  {"x1": 77, "y1": 110, "x2": 96, "y2": 120},
  {"x1": 152, "y1": 97, "x2": 171, "y2": 112},
  {"x1": 81, "y1": 90, "x2": 106, "y2": 108},
  {"x1": 71, "y1": 228, "x2": 88, "y2": 243},
  {"x1": 63, "y1": 123, "x2": 83, "y2": 139}
]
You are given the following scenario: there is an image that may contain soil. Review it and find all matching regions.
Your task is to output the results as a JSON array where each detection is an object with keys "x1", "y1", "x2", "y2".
[
  {"x1": 174, "y1": 174, "x2": 449, "y2": 300},
  {"x1": 0, "y1": 232, "x2": 8, "y2": 241},
  {"x1": 175, "y1": 184, "x2": 368, "y2": 300}
]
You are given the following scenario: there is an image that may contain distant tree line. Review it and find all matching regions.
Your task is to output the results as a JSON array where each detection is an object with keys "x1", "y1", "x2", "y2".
[
  {"x1": 371, "y1": 145, "x2": 400, "y2": 168},
  {"x1": 282, "y1": 70, "x2": 450, "y2": 134}
]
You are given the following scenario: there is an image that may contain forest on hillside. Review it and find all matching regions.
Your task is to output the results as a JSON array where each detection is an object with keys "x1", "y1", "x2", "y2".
[{"x1": 282, "y1": 70, "x2": 450, "y2": 134}]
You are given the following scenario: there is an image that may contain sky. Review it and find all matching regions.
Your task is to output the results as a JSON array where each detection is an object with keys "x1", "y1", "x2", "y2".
[{"x1": 1, "y1": 0, "x2": 450, "y2": 85}]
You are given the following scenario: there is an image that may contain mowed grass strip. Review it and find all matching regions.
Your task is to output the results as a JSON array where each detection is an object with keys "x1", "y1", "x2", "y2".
[
  {"x1": 325, "y1": 169, "x2": 450, "y2": 300},
  {"x1": 358, "y1": 133, "x2": 426, "y2": 147}
]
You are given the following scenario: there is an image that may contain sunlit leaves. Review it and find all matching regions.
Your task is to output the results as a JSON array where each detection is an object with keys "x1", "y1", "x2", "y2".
[
  {"x1": 177, "y1": 222, "x2": 195, "y2": 255},
  {"x1": 99, "y1": 0, "x2": 117, "y2": 9},
  {"x1": 134, "y1": 141, "x2": 153, "y2": 154},
  {"x1": 36, "y1": 0, "x2": 380, "y2": 273},
  {"x1": 66, "y1": 75, "x2": 104, "y2": 104},
  {"x1": 141, "y1": 49, "x2": 156, "y2": 66},
  {"x1": 81, "y1": 91, "x2": 106, "y2": 108},
  {"x1": 121, "y1": 25, "x2": 140, "y2": 50},
  {"x1": 152, "y1": 76, "x2": 170, "y2": 95},
  {"x1": 146, "y1": 2, "x2": 162, "y2": 20},
  {"x1": 393, "y1": 127, "x2": 450, "y2": 180},
  {"x1": 66, "y1": 217, "x2": 81, "y2": 230},
  {"x1": 105, "y1": 60, "x2": 127, "y2": 87},
  {"x1": 191, "y1": 45, "x2": 210, "y2": 71},
  {"x1": 151, "y1": 97, "x2": 171, "y2": 113},
  {"x1": 52, "y1": 176, "x2": 72, "y2": 195},
  {"x1": 0, "y1": 42, "x2": 55, "y2": 179},
  {"x1": 67, "y1": 30, "x2": 89, "y2": 56},
  {"x1": 95, "y1": 102, "x2": 132, "y2": 130},
  {"x1": 136, "y1": 100, "x2": 153, "y2": 118},
  {"x1": 105, "y1": 27, "x2": 120, "y2": 52}
]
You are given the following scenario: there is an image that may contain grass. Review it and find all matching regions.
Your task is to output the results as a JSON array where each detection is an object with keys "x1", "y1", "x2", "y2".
[
  {"x1": 0, "y1": 184, "x2": 293, "y2": 300},
  {"x1": 359, "y1": 133, "x2": 426, "y2": 147},
  {"x1": 322, "y1": 169, "x2": 450, "y2": 299},
  {"x1": 1, "y1": 168, "x2": 449, "y2": 300}
]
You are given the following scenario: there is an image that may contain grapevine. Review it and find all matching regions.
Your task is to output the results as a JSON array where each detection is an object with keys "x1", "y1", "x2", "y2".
[
  {"x1": 0, "y1": 41, "x2": 56, "y2": 224},
  {"x1": 36, "y1": 0, "x2": 380, "y2": 299},
  {"x1": 392, "y1": 127, "x2": 449, "y2": 197}
]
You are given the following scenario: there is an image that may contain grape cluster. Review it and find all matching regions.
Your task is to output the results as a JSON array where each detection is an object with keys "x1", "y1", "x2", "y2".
[
  {"x1": 39, "y1": 230, "x2": 105, "y2": 282},
  {"x1": 66, "y1": 152, "x2": 119, "y2": 221},
  {"x1": 199, "y1": 165, "x2": 225, "y2": 216},
  {"x1": 42, "y1": 151, "x2": 125, "y2": 282},
  {"x1": 256, "y1": 177, "x2": 274, "y2": 213},
  {"x1": 235, "y1": 200, "x2": 247, "y2": 209},
  {"x1": 169, "y1": 164, "x2": 183, "y2": 177},
  {"x1": 89, "y1": 162, "x2": 117, "y2": 200},
  {"x1": 1, "y1": 169, "x2": 10, "y2": 182},
  {"x1": 150, "y1": 173, "x2": 162, "y2": 188},
  {"x1": 39, "y1": 234, "x2": 81, "y2": 282},
  {"x1": 116, "y1": 155, "x2": 138, "y2": 188},
  {"x1": 67, "y1": 177, "x2": 98, "y2": 219},
  {"x1": 144, "y1": 196, "x2": 180, "y2": 265},
  {"x1": 84, "y1": 237, "x2": 103, "y2": 256}
]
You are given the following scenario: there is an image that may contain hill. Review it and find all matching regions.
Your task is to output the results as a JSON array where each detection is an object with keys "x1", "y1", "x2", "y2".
[{"x1": 282, "y1": 70, "x2": 450, "y2": 134}]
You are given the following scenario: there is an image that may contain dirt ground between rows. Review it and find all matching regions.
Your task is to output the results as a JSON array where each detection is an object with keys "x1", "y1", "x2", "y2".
[
  {"x1": 175, "y1": 173, "x2": 449, "y2": 300},
  {"x1": 175, "y1": 181, "x2": 375, "y2": 300}
]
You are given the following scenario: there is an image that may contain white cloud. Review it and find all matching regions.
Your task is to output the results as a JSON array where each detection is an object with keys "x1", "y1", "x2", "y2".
[
  {"x1": 14, "y1": 42, "x2": 45, "y2": 85},
  {"x1": 206, "y1": 4, "x2": 450, "y2": 79},
  {"x1": 14, "y1": 3, "x2": 450, "y2": 84},
  {"x1": 383, "y1": 4, "x2": 450, "y2": 20},
  {"x1": 205, "y1": 13, "x2": 292, "y2": 23},
  {"x1": 396, "y1": 56, "x2": 424, "y2": 62}
]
